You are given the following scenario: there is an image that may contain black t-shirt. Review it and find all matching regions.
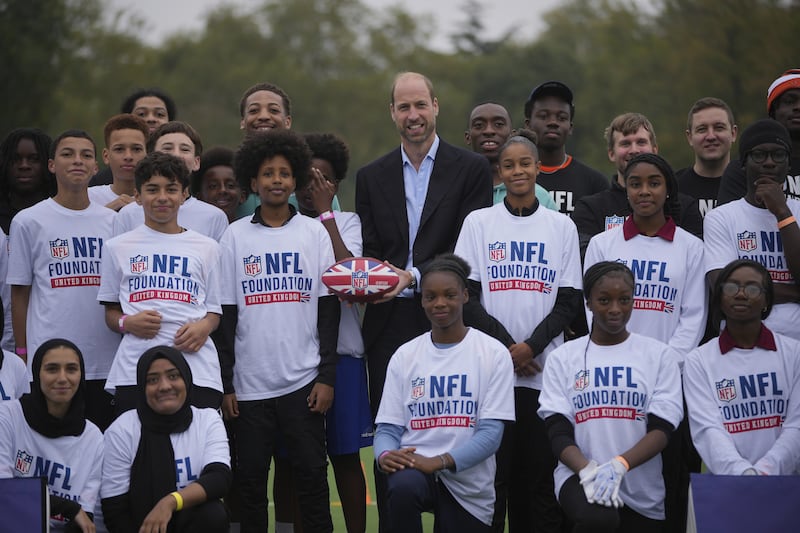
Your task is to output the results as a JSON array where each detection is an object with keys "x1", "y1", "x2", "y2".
[
  {"x1": 535, "y1": 157, "x2": 609, "y2": 215},
  {"x1": 675, "y1": 167, "x2": 720, "y2": 218},
  {"x1": 717, "y1": 157, "x2": 800, "y2": 205}
]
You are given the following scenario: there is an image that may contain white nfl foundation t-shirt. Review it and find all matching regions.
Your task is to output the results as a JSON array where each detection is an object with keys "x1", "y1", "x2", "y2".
[
  {"x1": 538, "y1": 333, "x2": 683, "y2": 520},
  {"x1": 454, "y1": 202, "x2": 582, "y2": 390},
  {"x1": 376, "y1": 328, "x2": 515, "y2": 526},
  {"x1": 219, "y1": 214, "x2": 335, "y2": 399},
  {"x1": 97, "y1": 225, "x2": 223, "y2": 392},
  {"x1": 0, "y1": 401, "x2": 103, "y2": 531},
  {"x1": 6, "y1": 199, "x2": 120, "y2": 380}
]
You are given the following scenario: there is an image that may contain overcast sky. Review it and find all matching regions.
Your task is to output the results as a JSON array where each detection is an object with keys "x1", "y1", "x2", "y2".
[{"x1": 106, "y1": 0, "x2": 555, "y2": 51}]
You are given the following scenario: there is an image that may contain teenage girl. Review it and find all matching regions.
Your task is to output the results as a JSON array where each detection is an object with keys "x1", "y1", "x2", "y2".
[
  {"x1": 374, "y1": 254, "x2": 515, "y2": 533},
  {"x1": 684, "y1": 259, "x2": 800, "y2": 475},
  {"x1": 539, "y1": 261, "x2": 683, "y2": 533}
]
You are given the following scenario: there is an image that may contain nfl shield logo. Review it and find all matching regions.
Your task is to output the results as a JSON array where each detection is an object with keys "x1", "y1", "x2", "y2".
[
  {"x1": 243, "y1": 255, "x2": 262, "y2": 277},
  {"x1": 488, "y1": 241, "x2": 506, "y2": 262},
  {"x1": 352, "y1": 270, "x2": 368, "y2": 290},
  {"x1": 411, "y1": 377, "x2": 425, "y2": 400},
  {"x1": 49, "y1": 238, "x2": 69, "y2": 259},
  {"x1": 737, "y1": 231, "x2": 757, "y2": 252},
  {"x1": 574, "y1": 369, "x2": 590, "y2": 391},
  {"x1": 716, "y1": 378, "x2": 736, "y2": 402},
  {"x1": 605, "y1": 215, "x2": 625, "y2": 231},
  {"x1": 15, "y1": 450, "x2": 33, "y2": 475},
  {"x1": 130, "y1": 254, "x2": 148, "y2": 274}
]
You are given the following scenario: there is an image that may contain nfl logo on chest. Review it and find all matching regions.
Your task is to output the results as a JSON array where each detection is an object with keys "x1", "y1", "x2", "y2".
[
  {"x1": 488, "y1": 241, "x2": 506, "y2": 262},
  {"x1": 716, "y1": 378, "x2": 737, "y2": 402},
  {"x1": 411, "y1": 377, "x2": 425, "y2": 400},
  {"x1": 737, "y1": 231, "x2": 757, "y2": 252},
  {"x1": 15, "y1": 450, "x2": 33, "y2": 475},
  {"x1": 243, "y1": 255, "x2": 262, "y2": 277},
  {"x1": 130, "y1": 254, "x2": 148, "y2": 274},
  {"x1": 50, "y1": 238, "x2": 69, "y2": 259}
]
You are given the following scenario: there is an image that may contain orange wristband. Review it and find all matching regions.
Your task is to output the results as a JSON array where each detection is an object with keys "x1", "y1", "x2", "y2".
[
  {"x1": 615, "y1": 455, "x2": 630, "y2": 471},
  {"x1": 777, "y1": 215, "x2": 796, "y2": 229}
]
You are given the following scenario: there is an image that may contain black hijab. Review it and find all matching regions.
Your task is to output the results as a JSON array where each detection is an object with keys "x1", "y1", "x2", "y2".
[
  {"x1": 19, "y1": 338, "x2": 86, "y2": 438},
  {"x1": 129, "y1": 346, "x2": 193, "y2": 525}
]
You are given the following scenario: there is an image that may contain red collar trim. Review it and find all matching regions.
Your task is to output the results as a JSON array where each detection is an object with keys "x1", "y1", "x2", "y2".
[
  {"x1": 718, "y1": 324, "x2": 777, "y2": 354},
  {"x1": 539, "y1": 155, "x2": 573, "y2": 174},
  {"x1": 622, "y1": 216, "x2": 676, "y2": 241}
]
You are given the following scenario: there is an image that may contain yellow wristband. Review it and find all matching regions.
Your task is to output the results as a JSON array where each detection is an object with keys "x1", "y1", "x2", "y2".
[
  {"x1": 778, "y1": 215, "x2": 796, "y2": 229},
  {"x1": 615, "y1": 455, "x2": 630, "y2": 471},
  {"x1": 171, "y1": 491, "x2": 183, "y2": 511}
]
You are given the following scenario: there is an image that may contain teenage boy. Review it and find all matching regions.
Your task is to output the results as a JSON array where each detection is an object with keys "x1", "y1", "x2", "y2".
[
  {"x1": 192, "y1": 147, "x2": 245, "y2": 223},
  {"x1": 523, "y1": 81, "x2": 608, "y2": 215},
  {"x1": 465, "y1": 102, "x2": 557, "y2": 210},
  {"x1": 718, "y1": 69, "x2": 800, "y2": 204},
  {"x1": 89, "y1": 114, "x2": 149, "y2": 211},
  {"x1": 90, "y1": 87, "x2": 177, "y2": 186},
  {"x1": 218, "y1": 129, "x2": 339, "y2": 533},
  {"x1": 676, "y1": 98, "x2": 738, "y2": 217},
  {"x1": 113, "y1": 121, "x2": 228, "y2": 240},
  {"x1": 705, "y1": 119, "x2": 800, "y2": 340},
  {"x1": 6, "y1": 129, "x2": 120, "y2": 429},
  {"x1": 98, "y1": 151, "x2": 223, "y2": 413}
]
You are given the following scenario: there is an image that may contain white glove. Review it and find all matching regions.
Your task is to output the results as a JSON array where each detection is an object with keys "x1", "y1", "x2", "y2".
[
  {"x1": 578, "y1": 460, "x2": 599, "y2": 503},
  {"x1": 591, "y1": 457, "x2": 627, "y2": 508}
]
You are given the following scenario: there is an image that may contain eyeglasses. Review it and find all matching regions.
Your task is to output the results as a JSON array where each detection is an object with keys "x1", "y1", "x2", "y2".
[
  {"x1": 721, "y1": 282, "x2": 765, "y2": 298},
  {"x1": 747, "y1": 149, "x2": 789, "y2": 164}
]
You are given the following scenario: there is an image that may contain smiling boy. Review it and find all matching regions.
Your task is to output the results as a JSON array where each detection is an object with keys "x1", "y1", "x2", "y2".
[
  {"x1": 7, "y1": 130, "x2": 120, "y2": 429},
  {"x1": 98, "y1": 151, "x2": 223, "y2": 414}
]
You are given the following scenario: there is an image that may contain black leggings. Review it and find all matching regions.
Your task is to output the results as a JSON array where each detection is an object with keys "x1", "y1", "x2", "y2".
[
  {"x1": 559, "y1": 475, "x2": 665, "y2": 533},
  {"x1": 171, "y1": 499, "x2": 229, "y2": 532}
]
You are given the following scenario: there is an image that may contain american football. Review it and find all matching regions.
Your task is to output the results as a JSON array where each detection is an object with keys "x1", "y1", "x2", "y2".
[{"x1": 322, "y1": 257, "x2": 401, "y2": 302}]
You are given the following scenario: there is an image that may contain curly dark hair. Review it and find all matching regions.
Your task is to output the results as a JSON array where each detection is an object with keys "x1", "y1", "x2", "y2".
[
  {"x1": 303, "y1": 132, "x2": 349, "y2": 181},
  {"x1": 234, "y1": 130, "x2": 311, "y2": 192},
  {"x1": 134, "y1": 151, "x2": 190, "y2": 191},
  {"x1": 103, "y1": 114, "x2": 149, "y2": 147},
  {"x1": 623, "y1": 153, "x2": 682, "y2": 225},
  {"x1": 191, "y1": 146, "x2": 235, "y2": 195}
]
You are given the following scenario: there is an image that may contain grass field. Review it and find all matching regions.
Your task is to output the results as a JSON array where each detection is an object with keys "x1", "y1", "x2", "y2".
[{"x1": 242, "y1": 447, "x2": 437, "y2": 532}]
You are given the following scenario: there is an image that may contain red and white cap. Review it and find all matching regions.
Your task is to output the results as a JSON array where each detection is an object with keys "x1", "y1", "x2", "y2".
[{"x1": 767, "y1": 69, "x2": 800, "y2": 113}]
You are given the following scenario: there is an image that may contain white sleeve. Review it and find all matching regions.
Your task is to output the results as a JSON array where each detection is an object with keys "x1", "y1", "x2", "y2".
[
  {"x1": 5, "y1": 217, "x2": 33, "y2": 286},
  {"x1": 454, "y1": 213, "x2": 481, "y2": 282},
  {"x1": 375, "y1": 348, "x2": 408, "y2": 428},
  {"x1": 218, "y1": 226, "x2": 238, "y2": 306},
  {"x1": 199, "y1": 409, "x2": 231, "y2": 468},
  {"x1": 101, "y1": 417, "x2": 136, "y2": 498},
  {"x1": 317, "y1": 227, "x2": 336, "y2": 297},
  {"x1": 582, "y1": 236, "x2": 604, "y2": 327},
  {"x1": 668, "y1": 238, "x2": 707, "y2": 364},
  {"x1": 97, "y1": 242, "x2": 121, "y2": 303},
  {"x1": 703, "y1": 209, "x2": 737, "y2": 274},
  {"x1": 0, "y1": 403, "x2": 16, "y2": 479},
  {"x1": 559, "y1": 219, "x2": 583, "y2": 290},
  {"x1": 203, "y1": 244, "x2": 222, "y2": 315},
  {"x1": 647, "y1": 346, "x2": 684, "y2": 428},
  {"x1": 537, "y1": 343, "x2": 576, "y2": 421},
  {"x1": 754, "y1": 351, "x2": 800, "y2": 474},
  {"x1": 478, "y1": 343, "x2": 515, "y2": 421},
  {"x1": 112, "y1": 205, "x2": 138, "y2": 237},
  {"x1": 209, "y1": 210, "x2": 228, "y2": 242},
  {"x1": 78, "y1": 431, "x2": 104, "y2": 512},
  {"x1": 683, "y1": 349, "x2": 753, "y2": 475},
  {"x1": 338, "y1": 214, "x2": 362, "y2": 257}
]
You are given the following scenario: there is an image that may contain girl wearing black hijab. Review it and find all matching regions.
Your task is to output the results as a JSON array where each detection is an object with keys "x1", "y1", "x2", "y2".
[
  {"x1": 0, "y1": 338, "x2": 103, "y2": 532},
  {"x1": 101, "y1": 346, "x2": 231, "y2": 533}
]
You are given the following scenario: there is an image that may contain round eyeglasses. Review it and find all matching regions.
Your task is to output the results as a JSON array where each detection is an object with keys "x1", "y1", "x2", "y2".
[
  {"x1": 721, "y1": 282, "x2": 765, "y2": 298},
  {"x1": 747, "y1": 149, "x2": 789, "y2": 164}
]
